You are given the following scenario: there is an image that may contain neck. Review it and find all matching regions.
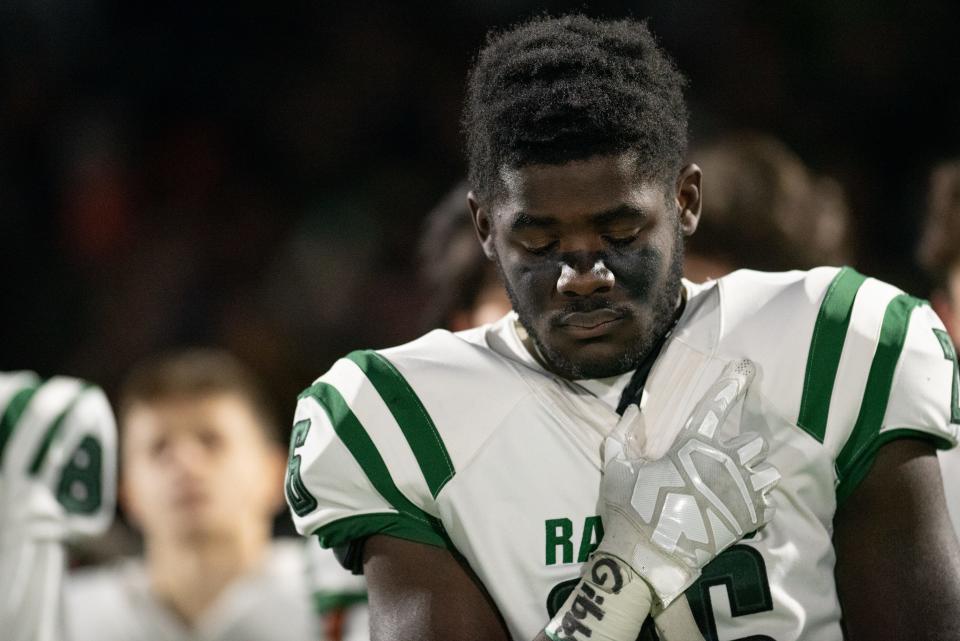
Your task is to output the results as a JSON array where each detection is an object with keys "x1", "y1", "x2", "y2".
[{"x1": 145, "y1": 520, "x2": 270, "y2": 626}]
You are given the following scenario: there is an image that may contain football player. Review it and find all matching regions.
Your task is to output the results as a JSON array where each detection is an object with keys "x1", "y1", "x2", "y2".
[
  {"x1": 0, "y1": 372, "x2": 116, "y2": 641},
  {"x1": 287, "y1": 15, "x2": 960, "y2": 641},
  {"x1": 918, "y1": 159, "x2": 960, "y2": 540}
]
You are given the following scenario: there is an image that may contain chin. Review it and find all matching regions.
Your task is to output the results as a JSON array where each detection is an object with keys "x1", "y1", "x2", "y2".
[{"x1": 541, "y1": 338, "x2": 636, "y2": 379}]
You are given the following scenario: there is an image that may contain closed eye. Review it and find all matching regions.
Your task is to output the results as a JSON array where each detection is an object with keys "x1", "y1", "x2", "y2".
[
  {"x1": 603, "y1": 231, "x2": 640, "y2": 247},
  {"x1": 522, "y1": 240, "x2": 558, "y2": 255}
]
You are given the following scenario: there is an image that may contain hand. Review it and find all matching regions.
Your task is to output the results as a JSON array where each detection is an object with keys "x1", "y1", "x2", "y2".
[
  {"x1": 0, "y1": 375, "x2": 116, "y2": 542},
  {"x1": 595, "y1": 359, "x2": 779, "y2": 609}
]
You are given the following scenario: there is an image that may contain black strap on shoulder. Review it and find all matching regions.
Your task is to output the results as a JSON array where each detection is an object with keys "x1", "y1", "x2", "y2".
[{"x1": 615, "y1": 295, "x2": 687, "y2": 416}]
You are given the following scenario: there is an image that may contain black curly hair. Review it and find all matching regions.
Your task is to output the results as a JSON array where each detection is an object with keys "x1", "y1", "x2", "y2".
[{"x1": 463, "y1": 14, "x2": 689, "y2": 204}]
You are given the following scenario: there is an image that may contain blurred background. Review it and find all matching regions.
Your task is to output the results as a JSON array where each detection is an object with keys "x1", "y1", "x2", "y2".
[{"x1": 2, "y1": 0, "x2": 959, "y2": 429}]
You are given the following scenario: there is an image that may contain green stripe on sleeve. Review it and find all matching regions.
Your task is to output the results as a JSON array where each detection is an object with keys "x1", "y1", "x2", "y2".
[
  {"x1": 299, "y1": 381, "x2": 449, "y2": 546},
  {"x1": 0, "y1": 382, "x2": 41, "y2": 465},
  {"x1": 797, "y1": 267, "x2": 867, "y2": 443},
  {"x1": 835, "y1": 295, "x2": 927, "y2": 501},
  {"x1": 29, "y1": 385, "x2": 91, "y2": 475},
  {"x1": 835, "y1": 428, "x2": 952, "y2": 505},
  {"x1": 347, "y1": 350, "x2": 455, "y2": 498},
  {"x1": 313, "y1": 512, "x2": 450, "y2": 550},
  {"x1": 313, "y1": 590, "x2": 368, "y2": 615}
]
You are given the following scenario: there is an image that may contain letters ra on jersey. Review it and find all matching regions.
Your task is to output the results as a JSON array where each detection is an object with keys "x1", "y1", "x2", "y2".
[{"x1": 287, "y1": 266, "x2": 960, "y2": 641}]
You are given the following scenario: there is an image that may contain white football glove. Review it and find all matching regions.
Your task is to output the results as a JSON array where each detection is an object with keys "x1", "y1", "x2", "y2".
[{"x1": 595, "y1": 359, "x2": 779, "y2": 609}]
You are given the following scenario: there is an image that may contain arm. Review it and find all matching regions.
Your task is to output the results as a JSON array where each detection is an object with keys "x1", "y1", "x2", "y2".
[
  {"x1": 362, "y1": 536, "x2": 632, "y2": 641},
  {"x1": 362, "y1": 535, "x2": 511, "y2": 641},
  {"x1": 834, "y1": 439, "x2": 960, "y2": 641}
]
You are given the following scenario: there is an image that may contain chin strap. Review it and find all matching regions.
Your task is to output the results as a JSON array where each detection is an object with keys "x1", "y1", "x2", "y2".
[{"x1": 615, "y1": 289, "x2": 687, "y2": 415}]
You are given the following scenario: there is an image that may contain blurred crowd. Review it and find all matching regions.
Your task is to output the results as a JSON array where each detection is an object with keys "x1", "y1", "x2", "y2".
[
  {"x1": 3, "y1": 1, "x2": 959, "y2": 414},
  {"x1": 2, "y1": 3, "x2": 960, "y2": 639}
]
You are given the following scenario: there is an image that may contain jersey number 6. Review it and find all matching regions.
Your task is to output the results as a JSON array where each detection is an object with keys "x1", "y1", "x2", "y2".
[{"x1": 286, "y1": 419, "x2": 319, "y2": 517}]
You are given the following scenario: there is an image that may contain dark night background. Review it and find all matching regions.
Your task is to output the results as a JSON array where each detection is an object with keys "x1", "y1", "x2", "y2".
[{"x1": 2, "y1": 0, "x2": 959, "y2": 423}]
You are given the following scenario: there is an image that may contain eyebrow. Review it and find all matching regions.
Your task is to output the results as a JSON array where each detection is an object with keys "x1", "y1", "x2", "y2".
[
  {"x1": 509, "y1": 212, "x2": 557, "y2": 232},
  {"x1": 509, "y1": 204, "x2": 645, "y2": 232}
]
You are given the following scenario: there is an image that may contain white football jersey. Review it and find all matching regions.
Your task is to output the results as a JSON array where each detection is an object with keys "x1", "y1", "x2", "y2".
[
  {"x1": 0, "y1": 372, "x2": 117, "y2": 641},
  {"x1": 287, "y1": 267, "x2": 960, "y2": 641},
  {"x1": 64, "y1": 540, "x2": 320, "y2": 641}
]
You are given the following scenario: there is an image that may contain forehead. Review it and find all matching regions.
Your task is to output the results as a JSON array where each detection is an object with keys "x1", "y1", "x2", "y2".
[
  {"x1": 123, "y1": 393, "x2": 261, "y2": 442},
  {"x1": 495, "y1": 153, "x2": 666, "y2": 222}
]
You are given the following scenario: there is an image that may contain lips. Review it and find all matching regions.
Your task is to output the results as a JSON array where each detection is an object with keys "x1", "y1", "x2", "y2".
[{"x1": 557, "y1": 309, "x2": 625, "y2": 338}]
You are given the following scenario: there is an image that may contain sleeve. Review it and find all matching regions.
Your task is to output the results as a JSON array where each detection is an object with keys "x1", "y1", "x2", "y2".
[
  {"x1": 832, "y1": 297, "x2": 959, "y2": 503},
  {"x1": 0, "y1": 373, "x2": 117, "y2": 641},
  {"x1": 285, "y1": 355, "x2": 452, "y2": 557}
]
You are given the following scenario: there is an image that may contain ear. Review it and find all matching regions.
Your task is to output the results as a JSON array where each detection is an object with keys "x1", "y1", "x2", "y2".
[
  {"x1": 676, "y1": 163, "x2": 702, "y2": 237},
  {"x1": 468, "y1": 191, "x2": 497, "y2": 261}
]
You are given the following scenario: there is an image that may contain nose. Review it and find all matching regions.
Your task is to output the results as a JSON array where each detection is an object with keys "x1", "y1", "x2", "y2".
[
  {"x1": 557, "y1": 258, "x2": 615, "y2": 297},
  {"x1": 165, "y1": 438, "x2": 207, "y2": 476}
]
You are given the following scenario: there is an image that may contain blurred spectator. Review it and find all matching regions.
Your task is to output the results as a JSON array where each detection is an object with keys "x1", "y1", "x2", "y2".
[
  {"x1": 64, "y1": 349, "x2": 319, "y2": 641},
  {"x1": 685, "y1": 131, "x2": 852, "y2": 282},
  {"x1": 917, "y1": 160, "x2": 960, "y2": 539},
  {"x1": 418, "y1": 181, "x2": 511, "y2": 332}
]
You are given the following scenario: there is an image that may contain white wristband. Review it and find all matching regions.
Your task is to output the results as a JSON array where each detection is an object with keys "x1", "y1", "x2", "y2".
[{"x1": 544, "y1": 554, "x2": 653, "y2": 641}]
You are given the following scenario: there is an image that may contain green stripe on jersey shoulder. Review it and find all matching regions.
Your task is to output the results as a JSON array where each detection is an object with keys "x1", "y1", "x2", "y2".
[
  {"x1": 0, "y1": 381, "x2": 42, "y2": 466},
  {"x1": 835, "y1": 294, "x2": 928, "y2": 502},
  {"x1": 346, "y1": 350, "x2": 455, "y2": 498},
  {"x1": 299, "y1": 381, "x2": 449, "y2": 543},
  {"x1": 798, "y1": 266, "x2": 867, "y2": 443},
  {"x1": 29, "y1": 384, "x2": 93, "y2": 475}
]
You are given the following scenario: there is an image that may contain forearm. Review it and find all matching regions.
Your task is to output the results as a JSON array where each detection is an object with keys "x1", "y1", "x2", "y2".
[
  {"x1": 537, "y1": 553, "x2": 704, "y2": 641},
  {"x1": 0, "y1": 537, "x2": 67, "y2": 641},
  {"x1": 540, "y1": 554, "x2": 652, "y2": 641}
]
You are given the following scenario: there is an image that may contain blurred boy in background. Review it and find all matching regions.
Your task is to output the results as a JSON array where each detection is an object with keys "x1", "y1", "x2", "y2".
[
  {"x1": 918, "y1": 160, "x2": 960, "y2": 538},
  {"x1": 684, "y1": 131, "x2": 852, "y2": 281},
  {"x1": 65, "y1": 349, "x2": 318, "y2": 641}
]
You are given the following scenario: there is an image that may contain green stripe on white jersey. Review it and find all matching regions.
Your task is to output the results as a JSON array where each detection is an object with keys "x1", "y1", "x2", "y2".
[
  {"x1": 0, "y1": 372, "x2": 117, "y2": 539},
  {"x1": 289, "y1": 267, "x2": 959, "y2": 641},
  {"x1": 346, "y1": 350, "x2": 455, "y2": 498},
  {"x1": 834, "y1": 295, "x2": 927, "y2": 501},
  {"x1": 296, "y1": 379, "x2": 448, "y2": 549},
  {"x1": 797, "y1": 266, "x2": 866, "y2": 442},
  {"x1": 0, "y1": 372, "x2": 42, "y2": 466}
]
